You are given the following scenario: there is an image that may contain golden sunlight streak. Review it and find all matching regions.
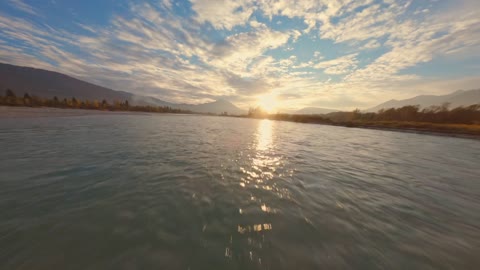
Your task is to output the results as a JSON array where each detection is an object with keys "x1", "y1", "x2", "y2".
[{"x1": 256, "y1": 119, "x2": 273, "y2": 152}]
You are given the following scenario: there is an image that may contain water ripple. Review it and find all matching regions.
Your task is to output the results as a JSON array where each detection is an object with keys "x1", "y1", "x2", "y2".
[{"x1": 0, "y1": 115, "x2": 479, "y2": 269}]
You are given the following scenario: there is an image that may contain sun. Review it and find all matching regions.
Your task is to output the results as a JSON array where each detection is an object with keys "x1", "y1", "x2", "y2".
[{"x1": 257, "y1": 93, "x2": 278, "y2": 113}]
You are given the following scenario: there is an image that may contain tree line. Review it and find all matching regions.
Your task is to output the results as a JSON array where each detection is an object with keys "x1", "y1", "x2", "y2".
[
  {"x1": 0, "y1": 89, "x2": 190, "y2": 114},
  {"x1": 247, "y1": 103, "x2": 480, "y2": 125},
  {"x1": 348, "y1": 103, "x2": 480, "y2": 124}
]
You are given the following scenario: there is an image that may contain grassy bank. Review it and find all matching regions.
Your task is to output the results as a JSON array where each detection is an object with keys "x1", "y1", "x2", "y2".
[
  {"x1": 264, "y1": 116, "x2": 480, "y2": 137},
  {"x1": 341, "y1": 121, "x2": 480, "y2": 137},
  {"x1": 243, "y1": 106, "x2": 480, "y2": 138}
]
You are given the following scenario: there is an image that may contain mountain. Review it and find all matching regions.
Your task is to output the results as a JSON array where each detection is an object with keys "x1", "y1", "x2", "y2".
[
  {"x1": 178, "y1": 99, "x2": 246, "y2": 115},
  {"x1": 0, "y1": 62, "x2": 245, "y2": 115},
  {"x1": 294, "y1": 107, "x2": 339, "y2": 114},
  {"x1": 367, "y1": 89, "x2": 480, "y2": 112},
  {"x1": 0, "y1": 62, "x2": 174, "y2": 106},
  {"x1": 278, "y1": 107, "x2": 339, "y2": 115}
]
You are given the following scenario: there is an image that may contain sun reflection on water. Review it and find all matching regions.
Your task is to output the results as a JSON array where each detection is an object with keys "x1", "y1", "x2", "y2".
[
  {"x1": 236, "y1": 118, "x2": 294, "y2": 199},
  {"x1": 256, "y1": 119, "x2": 273, "y2": 152},
  {"x1": 237, "y1": 223, "x2": 273, "y2": 234},
  {"x1": 229, "y1": 119, "x2": 292, "y2": 263}
]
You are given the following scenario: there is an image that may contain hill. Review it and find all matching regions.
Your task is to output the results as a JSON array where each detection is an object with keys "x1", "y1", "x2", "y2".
[
  {"x1": 0, "y1": 62, "x2": 174, "y2": 106},
  {"x1": 368, "y1": 89, "x2": 480, "y2": 112},
  {"x1": 278, "y1": 107, "x2": 339, "y2": 115},
  {"x1": 178, "y1": 99, "x2": 246, "y2": 115},
  {"x1": 294, "y1": 107, "x2": 339, "y2": 114},
  {"x1": 0, "y1": 63, "x2": 245, "y2": 115}
]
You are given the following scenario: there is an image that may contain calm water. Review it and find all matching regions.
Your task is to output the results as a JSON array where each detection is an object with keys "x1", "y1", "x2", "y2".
[{"x1": 1, "y1": 113, "x2": 479, "y2": 270}]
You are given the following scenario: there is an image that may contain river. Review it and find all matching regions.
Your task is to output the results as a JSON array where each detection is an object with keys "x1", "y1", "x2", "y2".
[{"x1": 0, "y1": 112, "x2": 479, "y2": 269}]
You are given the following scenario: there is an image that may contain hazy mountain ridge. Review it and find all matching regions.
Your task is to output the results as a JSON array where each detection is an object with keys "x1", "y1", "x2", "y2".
[
  {"x1": 177, "y1": 99, "x2": 246, "y2": 115},
  {"x1": 294, "y1": 107, "x2": 339, "y2": 114},
  {"x1": 278, "y1": 107, "x2": 340, "y2": 115},
  {"x1": 0, "y1": 63, "x2": 245, "y2": 114},
  {"x1": 368, "y1": 89, "x2": 480, "y2": 112},
  {"x1": 1, "y1": 62, "x2": 136, "y2": 103}
]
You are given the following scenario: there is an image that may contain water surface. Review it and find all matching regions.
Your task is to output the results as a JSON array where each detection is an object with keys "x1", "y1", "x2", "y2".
[{"x1": 1, "y1": 113, "x2": 479, "y2": 269}]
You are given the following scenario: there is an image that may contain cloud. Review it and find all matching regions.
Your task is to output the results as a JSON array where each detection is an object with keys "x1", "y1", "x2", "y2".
[
  {"x1": 0, "y1": 0, "x2": 479, "y2": 110},
  {"x1": 314, "y1": 53, "x2": 358, "y2": 75},
  {"x1": 8, "y1": 0, "x2": 38, "y2": 16},
  {"x1": 362, "y1": 39, "x2": 381, "y2": 49},
  {"x1": 191, "y1": 0, "x2": 254, "y2": 30},
  {"x1": 318, "y1": 2, "x2": 403, "y2": 43},
  {"x1": 346, "y1": 7, "x2": 480, "y2": 83},
  {"x1": 224, "y1": 72, "x2": 273, "y2": 96},
  {"x1": 208, "y1": 26, "x2": 293, "y2": 74}
]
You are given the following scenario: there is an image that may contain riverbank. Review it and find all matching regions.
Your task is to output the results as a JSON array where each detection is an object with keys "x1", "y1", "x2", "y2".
[
  {"x1": 240, "y1": 115, "x2": 480, "y2": 139},
  {"x1": 2, "y1": 106, "x2": 479, "y2": 139},
  {"x1": 0, "y1": 106, "x2": 152, "y2": 118},
  {"x1": 339, "y1": 121, "x2": 480, "y2": 139}
]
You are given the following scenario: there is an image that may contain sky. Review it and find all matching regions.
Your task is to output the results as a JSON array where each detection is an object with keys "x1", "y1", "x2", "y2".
[{"x1": 0, "y1": 0, "x2": 479, "y2": 111}]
